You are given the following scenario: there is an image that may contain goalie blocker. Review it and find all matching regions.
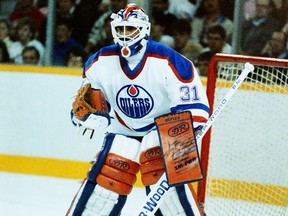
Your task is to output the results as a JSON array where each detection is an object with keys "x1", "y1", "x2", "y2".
[{"x1": 155, "y1": 111, "x2": 203, "y2": 186}]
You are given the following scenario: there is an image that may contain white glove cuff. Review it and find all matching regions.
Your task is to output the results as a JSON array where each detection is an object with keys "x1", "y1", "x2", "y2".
[{"x1": 78, "y1": 114, "x2": 110, "y2": 129}]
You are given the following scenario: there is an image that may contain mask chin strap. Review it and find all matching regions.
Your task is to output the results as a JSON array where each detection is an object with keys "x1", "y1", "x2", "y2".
[{"x1": 121, "y1": 35, "x2": 149, "y2": 58}]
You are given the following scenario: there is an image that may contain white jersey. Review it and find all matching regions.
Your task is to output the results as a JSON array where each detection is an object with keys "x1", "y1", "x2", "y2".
[{"x1": 82, "y1": 40, "x2": 210, "y2": 136}]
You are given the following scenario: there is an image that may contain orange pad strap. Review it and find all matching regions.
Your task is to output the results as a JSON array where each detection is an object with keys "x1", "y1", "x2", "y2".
[
  {"x1": 140, "y1": 146, "x2": 165, "y2": 186},
  {"x1": 96, "y1": 153, "x2": 140, "y2": 195}
]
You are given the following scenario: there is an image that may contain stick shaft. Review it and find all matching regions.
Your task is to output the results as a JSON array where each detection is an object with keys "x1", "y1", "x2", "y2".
[
  {"x1": 196, "y1": 62, "x2": 253, "y2": 140},
  {"x1": 136, "y1": 62, "x2": 254, "y2": 216}
]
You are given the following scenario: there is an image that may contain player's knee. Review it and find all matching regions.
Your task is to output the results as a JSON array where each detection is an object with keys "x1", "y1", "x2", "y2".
[
  {"x1": 140, "y1": 146, "x2": 165, "y2": 186},
  {"x1": 96, "y1": 153, "x2": 140, "y2": 195},
  {"x1": 68, "y1": 133, "x2": 141, "y2": 216}
]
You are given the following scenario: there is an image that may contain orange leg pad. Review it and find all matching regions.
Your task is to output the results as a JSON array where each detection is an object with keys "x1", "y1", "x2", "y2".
[
  {"x1": 141, "y1": 169, "x2": 165, "y2": 186},
  {"x1": 100, "y1": 164, "x2": 137, "y2": 186},
  {"x1": 140, "y1": 157, "x2": 164, "y2": 174},
  {"x1": 105, "y1": 153, "x2": 140, "y2": 175},
  {"x1": 96, "y1": 153, "x2": 139, "y2": 195},
  {"x1": 140, "y1": 146, "x2": 163, "y2": 164},
  {"x1": 140, "y1": 154, "x2": 165, "y2": 186},
  {"x1": 96, "y1": 173, "x2": 133, "y2": 196}
]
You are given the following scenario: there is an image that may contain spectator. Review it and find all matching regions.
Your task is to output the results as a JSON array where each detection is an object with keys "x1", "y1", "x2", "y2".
[
  {"x1": 243, "y1": 0, "x2": 256, "y2": 21},
  {"x1": 262, "y1": 31, "x2": 288, "y2": 58},
  {"x1": 195, "y1": 51, "x2": 213, "y2": 77},
  {"x1": 191, "y1": 0, "x2": 233, "y2": 47},
  {"x1": 196, "y1": 0, "x2": 234, "y2": 21},
  {"x1": 53, "y1": 18, "x2": 83, "y2": 66},
  {"x1": 241, "y1": 0, "x2": 282, "y2": 56},
  {"x1": 35, "y1": 0, "x2": 48, "y2": 17},
  {"x1": 84, "y1": 0, "x2": 128, "y2": 54},
  {"x1": 38, "y1": 0, "x2": 79, "y2": 45},
  {"x1": 171, "y1": 18, "x2": 203, "y2": 62},
  {"x1": 270, "y1": 0, "x2": 288, "y2": 28},
  {"x1": 91, "y1": 15, "x2": 114, "y2": 52},
  {"x1": 21, "y1": 45, "x2": 40, "y2": 65},
  {"x1": 150, "y1": 16, "x2": 174, "y2": 47},
  {"x1": 70, "y1": 0, "x2": 103, "y2": 46},
  {"x1": 9, "y1": 17, "x2": 45, "y2": 65},
  {"x1": 280, "y1": 1, "x2": 288, "y2": 35},
  {"x1": 0, "y1": 40, "x2": 11, "y2": 63},
  {"x1": 168, "y1": 0, "x2": 201, "y2": 20},
  {"x1": 9, "y1": 0, "x2": 46, "y2": 39},
  {"x1": 56, "y1": 0, "x2": 76, "y2": 20},
  {"x1": 0, "y1": 18, "x2": 13, "y2": 57},
  {"x1": 220, "y1": 0, "x2": 234, "y2": 21},
  {"x1": 200, "y1": 25, "x2": 233, "y2": 55},
  {"x1": 152, "y1": 0, "x2": 177, "y2": 38},
  {"x1": 65, "y1": 47, "x2": 88, "y2": 67}
]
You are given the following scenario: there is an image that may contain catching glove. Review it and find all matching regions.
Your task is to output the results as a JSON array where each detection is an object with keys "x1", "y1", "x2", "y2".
[{"x1": 72, "y1": 83, "x2": 110, "y2": 128}]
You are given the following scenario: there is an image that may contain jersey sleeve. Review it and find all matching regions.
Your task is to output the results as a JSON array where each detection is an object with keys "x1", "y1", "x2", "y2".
[
  {"x1": 81, "y1": 51, "x2": 105, "y2": 92},
  {"x1": 166, "y1": 53, "x2": 210, "y2": 128}
]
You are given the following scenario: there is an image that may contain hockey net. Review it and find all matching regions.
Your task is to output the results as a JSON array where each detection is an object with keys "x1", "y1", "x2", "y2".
[{"x1": 197, "y1": 53, "x2": 288, "y2": 216}]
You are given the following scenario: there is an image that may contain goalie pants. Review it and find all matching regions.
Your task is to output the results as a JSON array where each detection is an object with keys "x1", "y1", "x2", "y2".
[{"x1": 66, "y1": 132, "x2": 204, "y2": 216}]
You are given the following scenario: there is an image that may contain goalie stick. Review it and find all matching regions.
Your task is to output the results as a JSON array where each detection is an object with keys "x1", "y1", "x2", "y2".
[{"x1": 136, "y1": 62, "x2": 255, "y2": 216}]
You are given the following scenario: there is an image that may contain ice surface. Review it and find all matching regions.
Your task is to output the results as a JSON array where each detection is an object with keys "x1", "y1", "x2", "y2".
[{"x1": 0, "y1": 172, "x2": 146, "y2": 216}]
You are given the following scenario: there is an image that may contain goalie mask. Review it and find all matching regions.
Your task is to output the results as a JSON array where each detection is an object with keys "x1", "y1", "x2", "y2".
[{"x1": 110, "y1": 4, "x2": 151, "y2": 58}]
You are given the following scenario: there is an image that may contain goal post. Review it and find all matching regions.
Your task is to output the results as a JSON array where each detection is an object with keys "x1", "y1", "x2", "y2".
[{"x1": 198, "y1": 53, "x2": 288, "y2": 216}]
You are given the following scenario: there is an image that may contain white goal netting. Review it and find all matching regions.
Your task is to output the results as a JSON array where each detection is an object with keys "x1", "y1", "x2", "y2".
[{"x1": 200, "y1": 54, "x2": 288, "y2": 216}]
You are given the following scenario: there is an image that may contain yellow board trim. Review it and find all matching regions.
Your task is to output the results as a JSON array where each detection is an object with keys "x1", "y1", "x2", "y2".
[
  {"x1": 0, "y1": 64, "x2": 82, "y2": 76},
  {"x1": 5, "y1": 153, "x2": 286, "y2": 207},
  {"x1": 0, "y1": 154, "x2": 144, "y2": 187},
  {"x1": 0, "y1": 154, "x2": 203, "y2": 191},
  {"x1": 207, "y1": 178, "x2": 288, "y2": 207},
  {"x1": 216, "y1": 79, "x2": 288, "y2": 94}
]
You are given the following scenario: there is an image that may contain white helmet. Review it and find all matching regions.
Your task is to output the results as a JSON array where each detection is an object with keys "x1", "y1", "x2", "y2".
[{"x1": 110, "y1": 4, "x2": 151, "y2": 57}]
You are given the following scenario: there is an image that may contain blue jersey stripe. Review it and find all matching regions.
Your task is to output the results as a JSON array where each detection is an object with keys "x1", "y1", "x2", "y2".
[{"x1": 171, "y1": 103, "x2": 210, "y2": 114}]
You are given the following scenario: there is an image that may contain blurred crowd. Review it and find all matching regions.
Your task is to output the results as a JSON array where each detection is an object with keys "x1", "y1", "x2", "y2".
[{"x1": 0, "y1": 0, "x2": 287, "y2": 77}]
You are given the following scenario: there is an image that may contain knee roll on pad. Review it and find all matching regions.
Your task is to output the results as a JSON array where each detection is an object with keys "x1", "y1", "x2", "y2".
[
  {"x1": 83, "y1": 184, "x2": 125, "y2": 216},
  {"x1": 140, "y1": 146, "x2": 165, "y2": 186},
  {"x1": 68, "y1": 133, "x2": 136, "y2": 216},
  {"x1": 97, "y1": 153, "x2": 140, "y2": 195}
]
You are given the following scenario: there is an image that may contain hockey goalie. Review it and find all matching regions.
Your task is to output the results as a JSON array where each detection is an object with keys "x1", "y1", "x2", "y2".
[{"x1": 67, "y1": 3, "x2": 210, "y2": 216}]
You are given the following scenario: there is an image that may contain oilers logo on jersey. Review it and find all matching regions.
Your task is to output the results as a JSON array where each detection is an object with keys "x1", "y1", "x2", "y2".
[{"x1": 116, "y1": 84, "x2": 154, "y2": 118}]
